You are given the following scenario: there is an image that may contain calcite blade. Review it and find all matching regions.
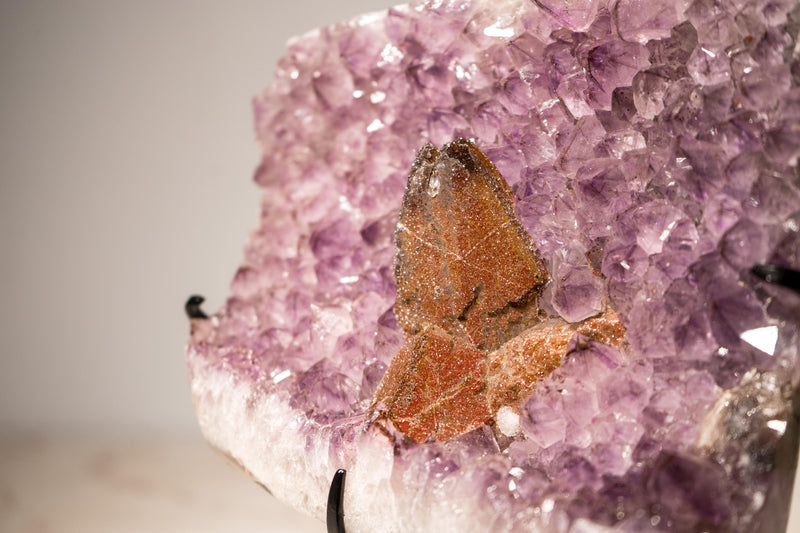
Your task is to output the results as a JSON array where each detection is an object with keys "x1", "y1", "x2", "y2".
[
  {"x1": 485, "y1": 308, "x2": 625, "y2": 412},
  {"x1": 373, "y1": 325, "x2": 490, "y2": 442},
  {"x1": 394, "y1": 139, "x2": 550, "y2": 350}
]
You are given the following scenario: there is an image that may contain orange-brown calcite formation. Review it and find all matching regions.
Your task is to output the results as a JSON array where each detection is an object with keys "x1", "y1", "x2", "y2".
[
  {"x1": 485, "y1": 309, "x2": 625, "y2": 413},
  {"x1": 392, "y1": 139, "x2": 549, "y2": 352},
  {"x1": 375, "y1": 325, "x2": 490, "y2": 443},
  {"x1": 373, "y1": 140, "x2": 625, "y2": 443}
]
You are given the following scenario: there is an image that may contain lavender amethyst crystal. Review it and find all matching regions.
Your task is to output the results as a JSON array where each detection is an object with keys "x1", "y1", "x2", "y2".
[{"x1": 186, "y1": 0, "x2": 800, "y2": 531}]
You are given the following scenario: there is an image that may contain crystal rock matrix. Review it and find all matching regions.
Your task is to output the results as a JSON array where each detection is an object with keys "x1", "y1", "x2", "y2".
[{"x1": 186, "y1": 0, "x2": 800, "y2": 531}]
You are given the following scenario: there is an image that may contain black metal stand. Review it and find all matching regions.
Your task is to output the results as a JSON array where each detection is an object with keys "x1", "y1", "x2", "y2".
[
  {"x1": 752, "y1": 264, "x2": 800, "y2": 295},
  {"x1": 326, "y1": 469, "x2": 347, "y2": 533},
  {"x1": 184, "y1": 294, "x2": 209, "y2": 319}
]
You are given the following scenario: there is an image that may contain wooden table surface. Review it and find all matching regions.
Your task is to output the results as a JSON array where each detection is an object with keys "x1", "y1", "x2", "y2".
[
  {"x1": 1, "y1": 433, "x2": 798, "y2": 532},
  {"x1": 0, "y1": 434, "x2": 320, "y2": 533}
]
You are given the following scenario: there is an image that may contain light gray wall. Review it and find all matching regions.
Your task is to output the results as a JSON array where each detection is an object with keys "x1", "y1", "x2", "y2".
[{"x1": 0, "y1": 0, "x2": 398, "y2": 435}]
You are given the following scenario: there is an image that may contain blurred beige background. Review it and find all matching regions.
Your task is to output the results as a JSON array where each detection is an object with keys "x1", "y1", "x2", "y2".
[{"x1": 0, "y1": 1, "x2": 798, "y2": 532}]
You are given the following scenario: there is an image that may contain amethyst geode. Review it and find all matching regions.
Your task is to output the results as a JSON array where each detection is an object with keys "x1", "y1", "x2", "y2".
[{"x1": 186, "y1": 0, "x2": 800, "y2": 531}]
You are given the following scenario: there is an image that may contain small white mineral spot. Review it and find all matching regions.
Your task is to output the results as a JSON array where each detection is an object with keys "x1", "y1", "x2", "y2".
[{"x1": 496, "y1": 406, "x2": 521, "y2": 436}]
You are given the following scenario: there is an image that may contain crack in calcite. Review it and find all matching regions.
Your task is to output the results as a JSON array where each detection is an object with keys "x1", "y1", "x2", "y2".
[{"x1": 373, "y1": 139, "x2": 625, "y2": 442}]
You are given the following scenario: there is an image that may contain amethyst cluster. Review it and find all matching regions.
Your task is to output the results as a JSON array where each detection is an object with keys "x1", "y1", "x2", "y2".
[{"x1": 186, "y1": 0, "x2": 800, "y2": 531}]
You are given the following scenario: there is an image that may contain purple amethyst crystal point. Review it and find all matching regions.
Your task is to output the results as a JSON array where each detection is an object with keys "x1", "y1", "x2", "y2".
[{"x1": 187, "y1": 0, "x2": 800, "y2": 531}]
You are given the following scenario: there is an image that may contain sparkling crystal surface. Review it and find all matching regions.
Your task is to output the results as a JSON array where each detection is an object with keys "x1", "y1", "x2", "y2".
[{"x1": 186, "y1": 0, "x2": 800, "y2": 531}]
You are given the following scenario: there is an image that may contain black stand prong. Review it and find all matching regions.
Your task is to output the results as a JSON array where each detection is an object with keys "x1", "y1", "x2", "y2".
[
  {"x1": 752, "y1": 264, "x2": 800, "y2": 295},
  {"x1": 185, "y1": 295, "x2": 209, "y2": 319},
  {"x1": 326, "y1": 469, "x2": 347, "y2": 533}
]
